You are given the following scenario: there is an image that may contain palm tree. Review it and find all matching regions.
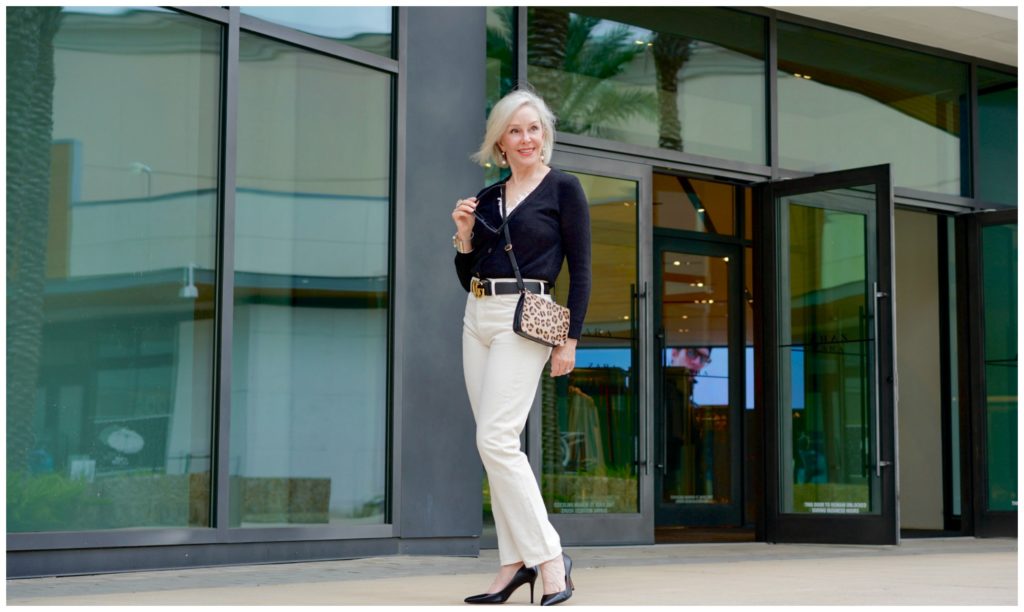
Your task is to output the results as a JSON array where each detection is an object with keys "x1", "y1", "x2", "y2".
[
  {"x1": 524, "y1": 9, "x2": 659, "y2": 488},
  {"x1": 527, "y1": 10, "x2": 658, "y2": 139},
  {"x1": 525, "y1": 8, "x2": 570, "y2": 109},
  {"x1": 6, "y1": 7, "x2": 63, "y2": 473},
  {"x1": 651, "y1": 32, "x2": 694, "y2": 151},
  {"x1": 486, "y1": 6, "x2": 516, "y2": 110}
]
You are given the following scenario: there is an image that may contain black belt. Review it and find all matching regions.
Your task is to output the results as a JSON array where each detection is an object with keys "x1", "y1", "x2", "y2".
[{"x1": 471, "y1": 277, "x2": 550, "y2": 298}]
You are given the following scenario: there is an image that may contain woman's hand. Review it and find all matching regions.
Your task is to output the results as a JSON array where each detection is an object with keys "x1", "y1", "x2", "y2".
[
  {"x1": 550, "y1": 338, "x2": 578, "y2": 377},
  {"x1": 452, "y1": 196, "x2": 478, "y2": 243}
]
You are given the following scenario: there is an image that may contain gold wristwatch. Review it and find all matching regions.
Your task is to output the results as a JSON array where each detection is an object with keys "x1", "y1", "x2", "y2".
[{"x1": 452, "y1": 232, "x2": 473, "y2": 254}]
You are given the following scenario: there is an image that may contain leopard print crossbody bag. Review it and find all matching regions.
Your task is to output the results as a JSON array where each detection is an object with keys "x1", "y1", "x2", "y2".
[{"x1": 500, "y1": 190, "x2": 570, "y2": 347}]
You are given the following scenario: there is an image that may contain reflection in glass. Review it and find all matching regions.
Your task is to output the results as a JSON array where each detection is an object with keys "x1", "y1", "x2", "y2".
[
  {"x1": 542, "y1": 172, "x2": 638, "y2": 514},
  {"x1": 6, "y1": 8, "x2": 220, "y2": 532},
  {"x1": 241, "y1": 7, "x2": 392, "y2": 57},
  {"x1": 527, "y1": 7, "x2": 766, "y2": 164},
  {"x1": 778, "y1": 190, "x2": 879, "y2": 515},
  {"x1": 778, "y1": 21, "x2": 968, "y2": 195},
  {"x1": 483, "y1": 6, "x2": 516, "y2": 186},
  {"x1": 654, "y1": 173, "x2": 737, "y2": 235},
  {"x1": 981, "y1": 223, "x2": 1017, "y2": 511},
  {"x1": 660, "y1": 253, "x2": 731, "y2": 505},
  {"x1": 977, "y1": 69, "x2": 1017, "y2": 206},
  {"x1": 231, "y1": 33, "x2": 390, "y2": 527}
]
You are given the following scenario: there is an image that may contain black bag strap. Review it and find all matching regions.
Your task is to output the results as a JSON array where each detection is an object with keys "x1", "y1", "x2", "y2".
[{"x1": 500, "y1": 186, "x2": 527, "y2": 293}]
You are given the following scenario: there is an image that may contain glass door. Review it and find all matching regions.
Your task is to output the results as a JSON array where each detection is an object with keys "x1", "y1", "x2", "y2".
[
  {"x1": 762, "y1": 164, "x2": 898, "y2": 544},
  {"x1": 534, "y1": 151, "x2": 654, "y2": 544},
  {"x1": 654, "y1": 239, "x2": 743, "y2": 527},
  {"x1": 959, "y1": 209, "x2": 1017, "y2": 537}
]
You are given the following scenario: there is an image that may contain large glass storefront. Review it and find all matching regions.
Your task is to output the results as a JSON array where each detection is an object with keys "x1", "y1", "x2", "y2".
[
  {"x1": 7, "y1": 7, "x2": 393, "y2": 535},
  {"x1": 6, "y1": 5, "x2": 1017, "y2": 576},
  {"x1": 229, "y1": 33, "x2": 390, "y2": 527},
  {"x1": 7, "y1": 7, "x2": 221, "y2": 532}
]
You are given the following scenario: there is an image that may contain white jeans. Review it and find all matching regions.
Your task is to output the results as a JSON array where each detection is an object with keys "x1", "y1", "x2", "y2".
[{"x1": 462, "y1": 289, "x2": 562, "y2": 568}]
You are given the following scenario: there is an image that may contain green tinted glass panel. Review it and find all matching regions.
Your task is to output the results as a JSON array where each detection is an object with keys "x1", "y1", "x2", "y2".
[
  {"x1": 7, "y1": 7, "x2": 219, "y2": 532},
  {"x1": 778, "y1": 189, "x2": 880, "y2": 515},
  {"x1": 977, "y1": 69, "x2": 1017, "y2": 206},
  {"x1": 527, "y1": 7, "x2": 766, "y2": 164},
  {"x1": 542, "y1": 172, "x2": 638, "y2": 514},
  {"x1": 981, "y1": 223, "x2": 1017, "y2": 511},
  {"x1": 231, "y1": 33, "x2": 390, "y2": 527},
  {"x1": 778, "y1": 21, "x2": 968, "y2": 196},
  {"x1": 486, "y1": 6, "x2": 515, "y2": 111},
  {"x1": 241, "y1": 7, "x2": 392, "y2": 57},
  {"x1": 483, "y1": 6, "x2": 516, "y2": 186}
]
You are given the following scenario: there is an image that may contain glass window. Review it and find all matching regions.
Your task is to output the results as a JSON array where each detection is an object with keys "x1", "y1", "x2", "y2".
[
  {"x1": 977, "y1": 68, "x2": 1017, "y2": 206},
  {"x1": 486, "y1": 6, "x2": 516, "y2": 112},
  {"x1": 653, "y1": 173, "x2": 737, "y2": 235},
  {"x1": 542, "y1": 172, "x2": 639, "y2": 515},
  {"x1": 484, "y1": 6, "x2": 516, "y2": 186},
  {"x1": 231, "y1": 33, "x2": 390, "y2": 527},
  {"x1": 6, "y1": 7, "x2": 220, "y2": 532},
  {"x1": 778, "y1": 21, "x2": 969, "y2": 196},
  {"x1": 241, "y1": 7, "x2": 392, "y2": 58},
  {"x1": 981, "y1": 222, "x2": 1017, "y2": 511},
  {"x1": 527, "y1": 7, "x2": 766, "y2": 164}
]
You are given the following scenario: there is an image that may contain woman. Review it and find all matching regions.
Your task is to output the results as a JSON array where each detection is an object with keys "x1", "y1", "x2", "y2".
[{"x1": 451, "y1": 89, "x2": 590, "y2": 606}]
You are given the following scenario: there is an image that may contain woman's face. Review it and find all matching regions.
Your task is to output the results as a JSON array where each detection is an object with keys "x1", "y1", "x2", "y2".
[{"x1": 498, "y1": 104, "x2": 544, "y2": 171}]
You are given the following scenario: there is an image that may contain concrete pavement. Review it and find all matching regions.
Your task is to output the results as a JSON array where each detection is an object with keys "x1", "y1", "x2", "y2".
[{"x1": 7, "y1": 537, "x2": 1017, "y2": 606}]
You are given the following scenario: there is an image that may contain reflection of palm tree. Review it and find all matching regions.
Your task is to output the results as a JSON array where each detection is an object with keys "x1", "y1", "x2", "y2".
[
  {"x1": 526, "y1": 8, "x2": 570, "y2": 108},
  {"x1": 528, "y1": 10, "x2": 657, "y2": 138},
  {"x1": 486, "y1": 6, "x2": 516, "y2": 110},
  {"x1": 7, "y1": 7, "x2": 63, "y2": 473},
  {"x1": 652, "y1": 32, "x2": 694, "y2": 151}
]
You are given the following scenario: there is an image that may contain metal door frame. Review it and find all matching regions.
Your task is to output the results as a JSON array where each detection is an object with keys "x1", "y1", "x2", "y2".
[
  {"x1": 527, "y1": 149, "x2": 655, "y2": 545},
  {"x1": 759, "y1": 164, "x2": 900, "y2": 544},
  {"x1": 956, "y1": 208, "x2": 1018, "y2": 538},
  {"x1": 652, "y1": 236, "x2": 745, "y2": 527}
]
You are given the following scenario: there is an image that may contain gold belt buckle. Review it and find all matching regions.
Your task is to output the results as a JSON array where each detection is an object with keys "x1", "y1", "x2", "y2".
[{"x1": 471, "y1": 278, "x2": 486, "y2": 299}]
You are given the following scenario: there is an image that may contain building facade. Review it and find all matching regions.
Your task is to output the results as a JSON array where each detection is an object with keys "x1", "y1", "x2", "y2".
[{"x1": 6, "y1": 6, "x2": 1017, "y2": 578}]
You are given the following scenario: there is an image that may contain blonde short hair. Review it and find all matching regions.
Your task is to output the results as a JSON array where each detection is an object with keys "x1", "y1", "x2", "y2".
[{"x1": 471, "y1": 89, "x2": 556, "y2": 167}]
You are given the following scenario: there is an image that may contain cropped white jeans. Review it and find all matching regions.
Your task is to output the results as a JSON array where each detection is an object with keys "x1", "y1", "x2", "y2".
[{"x1": 462, "y1": 288, "x2": 562, "y2": 568}]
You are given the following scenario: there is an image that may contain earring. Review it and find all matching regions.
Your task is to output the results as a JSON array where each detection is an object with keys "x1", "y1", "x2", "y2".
[
  {"x1": 541, "y1": 152, "x2": 545, "y2": 163},
  {"x1": 499, "y1": 150, "x2": 507, "y2": 167}
]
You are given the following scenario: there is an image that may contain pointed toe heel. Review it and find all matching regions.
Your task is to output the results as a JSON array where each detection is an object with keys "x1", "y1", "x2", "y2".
[
  {"x1": 464, "y1": 565, "x2": 538, "y2": 605},
  {"x1": 539, "y1": 553, "x2": 574, "y2": 606}
]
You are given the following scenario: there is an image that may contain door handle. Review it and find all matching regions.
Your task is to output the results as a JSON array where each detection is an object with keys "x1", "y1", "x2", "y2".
[{"x1": 873, "y1": 282, "x2": 889, "y2": 477}]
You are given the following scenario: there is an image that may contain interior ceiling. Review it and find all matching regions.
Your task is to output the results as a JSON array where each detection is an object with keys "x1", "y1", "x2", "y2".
[{"x1": 777, "y1": 6, "x2": 1018, "y2": 68}]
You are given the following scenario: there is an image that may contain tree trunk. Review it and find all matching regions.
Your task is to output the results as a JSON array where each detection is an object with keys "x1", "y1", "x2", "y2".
[
  {"x1": 652, "y1": 32, "x2": 692, "y2": 152},
  {"x1": 526, "y1": 8, "x2": 570, "y2": 110},
  {"x1": 7, "y1": 7, "x2": 62, "y2": 473}
]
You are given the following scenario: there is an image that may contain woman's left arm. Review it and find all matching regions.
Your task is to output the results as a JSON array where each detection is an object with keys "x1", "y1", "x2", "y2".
[{"x1": 550, "y1": 174, "x2": 591, "y2": 377}]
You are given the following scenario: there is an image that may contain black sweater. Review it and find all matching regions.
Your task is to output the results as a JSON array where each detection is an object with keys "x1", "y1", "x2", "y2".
[{"x1": 454, "y1": 168, "x2": 592, "y2": 340}]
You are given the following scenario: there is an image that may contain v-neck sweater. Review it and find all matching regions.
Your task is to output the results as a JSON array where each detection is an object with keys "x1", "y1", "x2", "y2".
[{"x1": 454, "y1": 168, "x2": 592, "y2": 340}]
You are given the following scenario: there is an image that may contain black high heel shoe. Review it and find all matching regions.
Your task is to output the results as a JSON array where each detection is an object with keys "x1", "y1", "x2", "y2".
[
  {"x1": 539, "y1": 553, "x2": 574, "y2": 606},
  {"x1": 464, "y1": 564, "x2": 538, "y2": 604}
]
